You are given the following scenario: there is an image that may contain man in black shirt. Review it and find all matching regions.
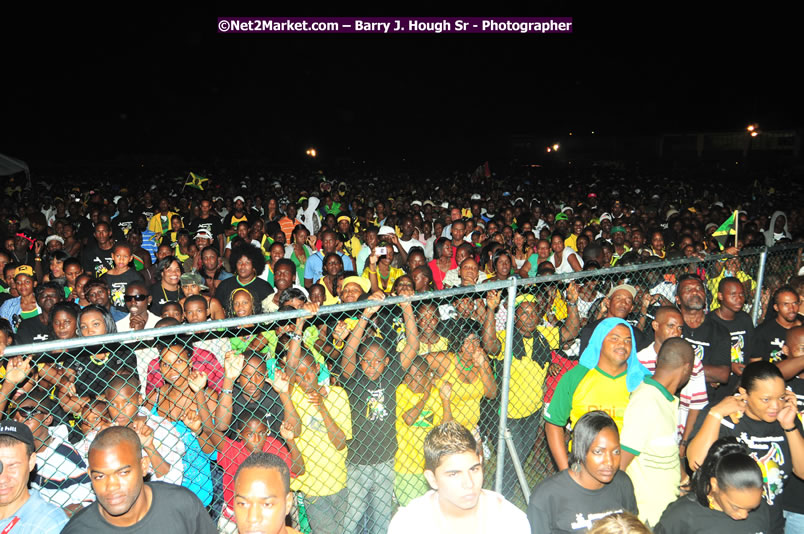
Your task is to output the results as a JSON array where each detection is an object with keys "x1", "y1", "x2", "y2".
[
  {"x1": 187, "y1": 199, "x2": 226, "y2": 256},
  {"x1": 752, "y1": 285, "x2": 802, "y2": 363},
  {"x1": 675, "y1": 274, "x2": 731, "y2": 435},
  {"x1": 709, "y1": 277, "x2": 756, "y2": 394},
  {"x1": 15, "y1": 281, "x2": 63, "y2": 345},
  {"x1": 63, "y1": 425, "x2": 216, "y2": 533},
  {"x1": 80, "y1": 221, "x2": 116, "y2": 278}
]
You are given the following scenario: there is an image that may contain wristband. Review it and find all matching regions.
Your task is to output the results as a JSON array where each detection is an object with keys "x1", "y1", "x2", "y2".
[
  {"x1": 288, "y1": 333, "x2": 302, "y2": 342},
  {"x1": 708, "y1": 412, "x2": 723, "y2": 421},
  {"x1": 333, "y1": 340, "x2": 345, "y2": 350},
  {"x1": 567, "y1": 301, "x2": 577, "y2": 307},
  {"x1": 360, "y1": 314, "x2": 372, "y2": 322},
  {"x1": 221, "y1": 388, "x2": 233, "y2": 395},
  {"x1": 783, "y1": 426, "x2": 797, "y2": 433}
]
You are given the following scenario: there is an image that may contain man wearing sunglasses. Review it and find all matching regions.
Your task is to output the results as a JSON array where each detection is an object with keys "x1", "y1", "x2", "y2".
[
  {"x1": 115, "y1": 282, "x2": 160, "y2": 332},
  {"x1": 0, "y1": 419, "x2": 68, "y2": 532},
  {"x1": 13, "y1": 388, "x2": 94, "y2": 512}
]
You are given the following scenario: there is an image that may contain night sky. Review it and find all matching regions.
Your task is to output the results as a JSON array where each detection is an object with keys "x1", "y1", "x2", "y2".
[{"x1": 3, "y1": 8, "x2": 801, "y2": 167}]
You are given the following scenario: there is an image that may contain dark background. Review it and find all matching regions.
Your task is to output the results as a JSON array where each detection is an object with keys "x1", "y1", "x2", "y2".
[{"x1": 2, "y1": 8, "x2": 800, "y2": 169}]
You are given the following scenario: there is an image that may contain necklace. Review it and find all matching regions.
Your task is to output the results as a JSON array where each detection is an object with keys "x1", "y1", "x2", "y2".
[{"x1": 455, "y1": 352, "x2": 474, "y2": 371}]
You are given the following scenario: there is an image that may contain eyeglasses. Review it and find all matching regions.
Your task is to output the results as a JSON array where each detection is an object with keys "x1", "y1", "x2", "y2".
[
  {"x1": 15, "y1": 406, "x2": 47, "y2": 419},
  {"x1": 124, "y1": 294, "x2": 148, "y2": 302}
]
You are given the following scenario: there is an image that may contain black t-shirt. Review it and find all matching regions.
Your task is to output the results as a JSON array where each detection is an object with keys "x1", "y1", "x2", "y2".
[
  {"x1": 215, "y1": 276, "x2": 273, "y2": 311},
  {"x1": 690, "y1": 404, "x2": 800, "y2": 533},
  {"x1": 342, "y1": 356, "x2": 403, "y2": 465},
  {"x1": 187, "y1": 216, "x2": 225, "y2": 240},
  {"x1": 101, "y1": 269, "x2": 145, "y2": 312},
  {"x1": 112, "y1": 212, "x2": 136, "y2": 238},
  {"x1": 63, "y1": 481, "x2": 216, "y2": 534},
  {"x1": 148, "y1": 284, "x2": 184, "y2": 316},
  {"x1": 682, "y1": 314, "x2": 731, "y2": 403},
  {"x1": 526, "y1": 470, "x2": 638, "y2": 534},
  {"x1": 81, "y1": 241, "x2": 116, "y2": 278},
  {"x1": 654, "y1": 493, "x2": 771, "y2": 534},
  {"x1": 709, "y1": 310, "x2": 756, "y2": 400},
  {"x1": 783, "y1": 376, "x2": 804, "y2": 515},
  {"x1": 751, "y1": 319, "x2": 790, "y2": 363},
  {"x1": 578, "y1": 317, "x2": 652, "y2": 355},
  {"x1": 14, "y1": 316, "x2": 50, "y2": 345}
]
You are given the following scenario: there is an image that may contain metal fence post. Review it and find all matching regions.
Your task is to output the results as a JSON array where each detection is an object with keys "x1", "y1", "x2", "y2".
[
  {"x1": 751, "y1": 247, "x2": 768, "y2": 326},
  {"x1": 495, "y1": 280, "x2": 518, "y2": 493}
]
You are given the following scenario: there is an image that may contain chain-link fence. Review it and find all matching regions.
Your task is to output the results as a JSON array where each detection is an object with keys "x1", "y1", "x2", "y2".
[{"x1": 3, "y1": 243, "x2": 802, "y2": 532}]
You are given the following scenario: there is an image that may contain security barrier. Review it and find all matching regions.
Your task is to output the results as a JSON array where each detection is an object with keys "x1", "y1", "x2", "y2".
[{"x1": 3, "y1": 243, "x2": 801, "y2": 531}]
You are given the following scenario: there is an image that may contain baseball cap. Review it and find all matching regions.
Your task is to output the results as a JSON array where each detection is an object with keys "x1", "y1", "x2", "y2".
[
  {"x1": 554, "y1": 213, "x2": 569, "y2": 222},
  {"x1": 195, "y1": 229, "x2": 213, "y2": 240},
  {"x1": 378, "y1": 225, "x2": 396, "y2": 236},
  {"x1": 0, "y1": 420, "x2": 34, "y2": 449},
  {"x1": 607, "y1": 284, "x2": 637, "y2": 299},
  {"x1": 180, "y1": 272, "x2": 209, "y2": 291},
  {"x1": 13, "y1": 265, "x2": 35, "y2": 278},
  {"x1": 233, "y1": 196, "x2": 245, "y2": 203}
]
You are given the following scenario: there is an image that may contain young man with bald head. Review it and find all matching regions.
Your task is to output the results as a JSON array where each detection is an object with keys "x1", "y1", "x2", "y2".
[
  {"x1": 621, "y1": 337, "x2": 695, "y2": 527},
  {"x1": 62, "y1": 426, "x2": 215, "y2": 533}
]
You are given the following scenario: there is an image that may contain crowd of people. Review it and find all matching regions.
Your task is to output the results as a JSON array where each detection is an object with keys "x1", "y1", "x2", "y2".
[{"x1": 0, "y1": 167, "x2": 802, "y2": 533}]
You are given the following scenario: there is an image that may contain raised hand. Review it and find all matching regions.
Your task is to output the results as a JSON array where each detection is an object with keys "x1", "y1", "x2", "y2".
[
  {"x1": 486, "y1": 290, "x2": 501, "y2": 311},
  {"x1": 362, "y1": 291, "x2": 386, "y2": 318},
  {"x1": 302, "y1": 302, "x2": 319, "y2": 317},
  {"x1": 332, "y1": 321, "x2": 350, "y2": 342},
  {"x1": 133, "y1": 420, "x2": 155, "y2": 449},
  {"x1": 188, "y1": 370, "x2": 208, "y2": 393},
  {"x1": 439, "y1": 381, "x2": 452, "y2": 400},
  {"x1": 182, "y1": 409, "x2": 203, "y2": 435},
  {"x1": 279, "y1": 420, "x2": 296, "y2": 441},
  {"x1": 4, "y1": 356, "x2": 32, "y2": 386},
  {"x1": 566, "y1": 281, "x2": 579, "y2": 304},
  {"x1": 223, "y1": 351, "x2": 245, "y2": 381},
  {"x1": 777, "y1": 389, "x2": 799, "y2": 429},
  {"x1": 268, "y1": 368, "x2": 290, "y2": 394}
]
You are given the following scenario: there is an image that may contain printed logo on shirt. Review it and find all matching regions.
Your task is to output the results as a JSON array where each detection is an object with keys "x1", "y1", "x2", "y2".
[
  {"x1": 33, "y1": 333, "x2": 49, "y2": 341},
  {"x1": 752, "y1": 442, "x2": 787, "y2": 505},
  {"x1": 306, "y1": 413, "x2": 326, "y2": 433},
  {"x1": 730, "y1": 333, "x2": 746, "y2": 364},
  {"x1": 769, "y1": 338, "x2": 785, "y2": 363},
  {"x1": 412, "y1": 409, "x2": 435, "y2": 428},
  {"x1": 570, "y1": 509, "x2": 623, "y2": 530},
  {"x1": 110, "y1": 282, "x2": 126, "y2": 307},
  {"x1": 365, "y1": 389, "x2": 389, "y2": 422}
]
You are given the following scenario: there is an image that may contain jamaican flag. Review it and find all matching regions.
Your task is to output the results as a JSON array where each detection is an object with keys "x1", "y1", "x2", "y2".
[
  {"x1": 712, "y1": 210, "x2": 738, "y2": 247},
  {"x1": 185, "y1": 172, "x2": 209, "y2": 190}
]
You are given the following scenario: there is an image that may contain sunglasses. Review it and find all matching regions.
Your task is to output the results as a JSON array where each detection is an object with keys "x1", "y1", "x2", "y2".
[
  {"x1": 15, "y1": 406, "x2": 47, "y2": 419},
  {"x1": 124, "y1": 294, "x2": 148, "y2": 302}
]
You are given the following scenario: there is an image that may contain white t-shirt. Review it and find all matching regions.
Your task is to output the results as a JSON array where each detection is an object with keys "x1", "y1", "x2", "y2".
[
  {"x1": 388, "y1": 489, "x2": 529, "y2": 534},
  {"x1": 34, "y1": 424, "x2": 95, "y2": 508}
]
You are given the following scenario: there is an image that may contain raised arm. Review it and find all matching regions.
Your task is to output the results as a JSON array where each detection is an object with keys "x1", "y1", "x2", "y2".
[
  {"x1": 560, "y1": 281, "x2": 581, "y2": 342},
  {"x1": 341, "y1": 292, "x2": 385, "y2": 379},
  {"x1": 396, "y1": 287, "x2": 419, "y2": 370}
]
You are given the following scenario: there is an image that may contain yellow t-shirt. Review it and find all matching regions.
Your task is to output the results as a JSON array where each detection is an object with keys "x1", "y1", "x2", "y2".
[
  {"x1": 494, "y1": 331, "x2": 550, "y2": 419},
  {"x1": 362, "y1": 266, "x2": 405, "y2": 294},
  {"x1": 395, "y1": 384, "x2": 445, "y2": 474},
  {"x1": 621, "y1": 378, "x2": 681, "y2": 526},
  {"x1": 435, "y1": 360, "x2": 485, "y2": 430},
  {"x1": 544, "y1": 365, "x2": 630, "y2": 433},
  {"x1": 289, "y1": 386, "x2": 352, "y2": 496}
]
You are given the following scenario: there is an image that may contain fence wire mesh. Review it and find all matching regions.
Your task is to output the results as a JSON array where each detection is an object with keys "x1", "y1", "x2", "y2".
[{"x1": 2, "y1": 243, "x2": 801, "y2": 532}]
